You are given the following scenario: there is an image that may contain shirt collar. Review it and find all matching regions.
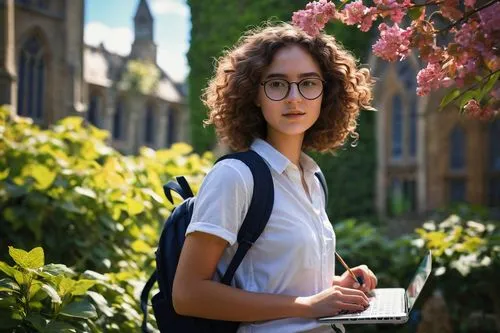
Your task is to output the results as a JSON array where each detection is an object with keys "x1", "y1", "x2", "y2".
[{"x1": 250, "y1": 138, "x2": 321, "y2": 175}]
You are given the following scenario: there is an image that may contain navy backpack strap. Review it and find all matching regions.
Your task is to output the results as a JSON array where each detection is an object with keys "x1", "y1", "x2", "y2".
[
  {"x1": 163, "y1": 176, "x2": 194, "y2": 204},
  {"x1": 140, "y1": 270, "x2": 157, "y2": 333},
  {"x1": 314, "y1": 171, "x2": 328, "y2": 207},
  {"x1": 215, "y1": 150, "x2": 274, "y2": 285}
]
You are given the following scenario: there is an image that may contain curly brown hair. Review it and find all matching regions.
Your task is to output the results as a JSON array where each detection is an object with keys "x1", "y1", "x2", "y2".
[{"x1": 202, "y1": 21, "x2": 373, "y2": 153}]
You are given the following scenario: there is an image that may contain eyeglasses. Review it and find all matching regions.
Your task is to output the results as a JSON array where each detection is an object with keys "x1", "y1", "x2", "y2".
[{"x1": 260, "y1": 78, "x2": 325, "y2": 101}]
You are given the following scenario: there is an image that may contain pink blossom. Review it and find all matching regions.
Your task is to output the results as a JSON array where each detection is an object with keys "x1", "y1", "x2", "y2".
[
  {"x1": 464, "y1": 0, "x2": 476, "y2": 7},
  {"x1": 479, "y1": 2, "x2": 500, "y2": 33},
  {"x1": 340, "y1": 1, "x2": 377, "y2": 31},
  {"x1": 416, "y1": 62, "x2": 445, "y2": 96},
  {"x1": 292, "y1": 0, "x2": 336, "y2": 37},
  {"x1": 372, "y1": 23, "x2": 413, "y2": 62},
  {"x1": 373, "y1": 0, "x2": 411, "y2": 24},
  {"x1": 464, "y1": 100, "x2": 495, "y2": 120}
]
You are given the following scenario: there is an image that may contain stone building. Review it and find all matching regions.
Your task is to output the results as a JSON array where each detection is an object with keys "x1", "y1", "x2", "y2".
[
  {"x1": 371, "y1": 54, "x2": 500, "y2": 220},
  {"x1": 0, "y1": 0, "x2": 188, "y2": 154}
]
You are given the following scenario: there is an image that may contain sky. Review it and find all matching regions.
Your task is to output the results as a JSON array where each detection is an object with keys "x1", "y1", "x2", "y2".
[{"x1": 84, "y1": 0, "x2": 191, "y2": 83}]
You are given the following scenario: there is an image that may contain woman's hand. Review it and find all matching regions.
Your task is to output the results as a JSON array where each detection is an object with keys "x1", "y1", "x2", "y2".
[
  {"x1": 298, "y1": 285, "x2": 370, "y2": 318},
  {"x1": 333, "y1": 265, "x2": 378, "y2": 293}
]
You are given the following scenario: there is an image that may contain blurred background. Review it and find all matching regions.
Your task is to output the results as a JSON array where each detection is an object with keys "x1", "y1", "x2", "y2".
[{"x1": 0, "y1": 0, "x2": 498, "y2": 332}]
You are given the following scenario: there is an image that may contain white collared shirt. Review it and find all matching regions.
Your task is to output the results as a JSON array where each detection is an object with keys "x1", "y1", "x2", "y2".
[{"x1": 186, "y1": 138, "x2": 342, "y2": 333}]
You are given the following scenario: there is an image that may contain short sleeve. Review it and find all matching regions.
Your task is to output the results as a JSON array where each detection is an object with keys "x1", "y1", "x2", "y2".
[{"x1": 186, "y1": 159, "x2": 254, "y2": 246}]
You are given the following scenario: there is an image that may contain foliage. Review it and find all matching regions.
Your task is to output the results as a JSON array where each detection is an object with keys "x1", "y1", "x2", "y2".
[
  {"x1": 0, "y1": 106, "x2": 213, "y2": 331},
  {"x1": 293, "y1": 0, "x2": 500, "y2": 119},
  {"x1": 413, "y1": 212, "x2": 500, "y2": 332},
  {"x1": 0, "y1": 246, "x2": 99, "y2": 332},
  {"x1": 118, "y1": 60, "x2": 161, "y2": 96},
  {"x1": 335, "y1": 210, "x2": 500, "y2": 333},
  {"x1": 311, "y1": 111, "x2": 376, "y2": 220}
]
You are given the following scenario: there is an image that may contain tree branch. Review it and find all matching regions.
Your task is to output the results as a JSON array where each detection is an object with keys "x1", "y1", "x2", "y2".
[{"x1": 438, "y1": 0, "x2": 497, "y2": 34}]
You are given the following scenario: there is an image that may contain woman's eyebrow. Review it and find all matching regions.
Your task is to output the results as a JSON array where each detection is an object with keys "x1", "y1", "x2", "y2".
[{"x1": 264, "y1": 72, "x2": 322, "y2": 79}]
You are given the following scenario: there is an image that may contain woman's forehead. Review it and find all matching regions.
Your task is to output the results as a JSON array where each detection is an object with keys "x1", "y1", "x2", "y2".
[{"x1": 264, "y1": 45, "x2": 322, "y2": 78}]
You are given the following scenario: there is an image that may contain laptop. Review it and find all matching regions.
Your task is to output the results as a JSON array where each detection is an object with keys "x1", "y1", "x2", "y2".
[{"x1": 318, "y1": 250, "x2": 432, "y2": 325}]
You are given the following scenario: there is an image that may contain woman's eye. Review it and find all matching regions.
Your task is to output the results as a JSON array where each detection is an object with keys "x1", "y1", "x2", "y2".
[
  {"x1": 301, "y1": 80, "x2": 317, "y2": 87},
  {"x1": 269, "y1": 81, "x2": 285, "y2": 88}
]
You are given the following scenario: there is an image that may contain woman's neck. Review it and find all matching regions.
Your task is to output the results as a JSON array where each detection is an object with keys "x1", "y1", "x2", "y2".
[{"x1": 265, "y1": 133, "x2": 303, "y2": 167}]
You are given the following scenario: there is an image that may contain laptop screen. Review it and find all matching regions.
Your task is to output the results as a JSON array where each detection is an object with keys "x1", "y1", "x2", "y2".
[{"x1": 406, "y1": 251, "x2": 432, "y2": 311}]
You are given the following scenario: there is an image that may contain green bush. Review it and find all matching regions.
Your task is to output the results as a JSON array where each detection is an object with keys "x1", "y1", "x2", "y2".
[
  {"x1": 0, "y1": 106, "x2": 213, "y2": 331},
  {"x1": 334, "y1": 212, "x2": 500, "y2": 333},
  {"x1": 0, "y1": 246, "x2": 100, "y2": 332}
]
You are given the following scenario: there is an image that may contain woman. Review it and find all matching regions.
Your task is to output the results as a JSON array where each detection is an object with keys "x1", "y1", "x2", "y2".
[{"x1": 172, "y1": 22, "x2": 377, "y2": 332}]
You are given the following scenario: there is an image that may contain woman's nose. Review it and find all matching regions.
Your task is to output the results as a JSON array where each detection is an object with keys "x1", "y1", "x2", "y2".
[{"x1": 286, "y1": 82, "x2": 302, "y2": 102}]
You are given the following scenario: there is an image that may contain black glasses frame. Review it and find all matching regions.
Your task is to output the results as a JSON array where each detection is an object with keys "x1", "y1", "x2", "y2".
[{"x1": 260, "y1": 78, "x2": 326, "y2": 101}]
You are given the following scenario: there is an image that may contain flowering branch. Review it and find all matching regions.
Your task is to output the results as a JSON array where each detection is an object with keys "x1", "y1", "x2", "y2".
[{"x1": 292, "y1": 0, "x2": 500, "y2": 119}]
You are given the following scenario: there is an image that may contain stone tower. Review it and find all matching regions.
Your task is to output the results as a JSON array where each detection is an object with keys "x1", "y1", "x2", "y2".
[{"x1": 130, "y1": 0, "x2": 157, "y2": 63}]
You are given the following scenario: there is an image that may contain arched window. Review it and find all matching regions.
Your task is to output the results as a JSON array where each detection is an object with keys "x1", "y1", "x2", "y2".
[
  {"x1": 409, "y1": 103, "x2": 417, "y2": 158},
  {"x1": 166, "y1": 107, "x2": 176, "y2": 147},
  {"x1": 448, "y1": 126, "x2": 466, "y2": 203},
  {"x1": 489, "y1": 119, "x2": 500, "y2": 207},
  {"x1": 17, "y1": 35, "x2": 45, "y2": 120},
  {"x1": 113, "y1": 99, "x2": 124, "y2": 140},
  {"x1": 450, "y1": 126, "x2": 466, "y2": 170},
  {"x1": 397, "y1": 61, "x2": 418, "y2": 159},
  {"x1": 87, "y1": 93, "x2": 100, "y2": 127},
  {"x1": 391, "y1": 94, "x2": 403, "y2": 159},
  {"x1": 144, "y1": 104, "x2": 155, "y2": 144}
]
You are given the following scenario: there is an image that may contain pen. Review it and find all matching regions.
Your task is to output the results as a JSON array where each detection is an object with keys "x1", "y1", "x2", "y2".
[{"x1": 335, "y1": 252, "x2": 364, "y2": 286}]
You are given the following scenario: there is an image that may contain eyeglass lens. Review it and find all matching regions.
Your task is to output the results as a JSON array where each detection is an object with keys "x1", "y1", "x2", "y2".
[{"x1": 264, "y1": 78, "x2": 323, "y2": 101}]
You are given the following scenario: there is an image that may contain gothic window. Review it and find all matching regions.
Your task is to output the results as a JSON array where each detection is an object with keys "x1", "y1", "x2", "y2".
[
  {"x1": 391, "y1": 94, "x2": 403, "y2": 160},
  {"x1": 488, "y1": 119, "x2": 500, "y2": 207},
  {"x1": 113, "y1": 99, "x2": 124, "y2": 140},
  {"x1": 450, "y1": 126, "x2": 466, "y2": 170},
  {"x1": 17, "y1": 35, "x2": 45, "y2": 120},
  {"x1": 166, "y1": 107, "x2": 176, "y2": 147},
  {"x1": 387, "y1": 178, "x2": 416, "y2": 216},
  {"x1": 448, "y1": 126, "x2": 466, "y2": 203},
  {"x1": 397, "y1": 61, "x2": 418, "y2": 159},
  {"x1": 409, "y1": 103, "x2": 417, "y2": 158},
  {"x1": 144, "y1": 104, "x2": 155, "y2": 145},
  {"x1": 87, "y1": 93, "x2": 100, "y2": 127},
  {"x1": 37, "y1": 0, "x2": 49, "y2": 9}
]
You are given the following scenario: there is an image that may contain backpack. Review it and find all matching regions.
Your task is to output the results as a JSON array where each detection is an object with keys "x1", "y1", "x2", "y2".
[{"x1": 140, "y1": 150, "x2": 329, "y2": 333}]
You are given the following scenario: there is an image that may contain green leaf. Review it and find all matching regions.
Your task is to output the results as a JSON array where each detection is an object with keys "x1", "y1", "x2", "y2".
[
  {"x1": 74, "y1": 186, "x2": 97, "y2": 199},
  {"x1": 13, "y1": 270, "x2": 26, "y2": 286},
  {"x1": 44, "y1": 320, "x2": 77, "y2": 332},
  {"x1": 30, "y1": 165, "x2": 57, "y2": 190},
  {"x1": 29, "y1": 282, "x2": 48, "y2": 302},
  {"x1": 0, "y1": 168, "x2": 9, "y2": 180},
  {"x1": 26, "y1": 312, "x2": 48, "y2": 331},
  {"x1": 479, "y1": 71, "x2": 500, "y2": 100},
  {"x1": 459, "y1": 90, "x2": 479, "y2": 110},
  {"x1": 126, "y1": 197, "x2": 145, "y2": 215},
  {"x1": 8, "y1": 246, "x2": 44, "y2": 269},
  {"x1": 0, "y1": 278, "x2": 20, "y2": 293},
  {"x1": 0, "y1": 262, "x2": 15, "y2": 277},
  {"x1": 41, "y1": 283, "x2": 62, "y2": 304},
  {"x1": 131, "y1": 239, "x2": 153, "y2": 254},
  {"x1": 41, "y1": 264, "x2": 76, "y2": 278},
  {"x1": 408, "y1": 7, "x2": 423, "y2": 20},
  {"x1": 0, "y1": 294, "x2": 18, "y2": 309},
  {"x1": 87, "y1": 290, "x2": 114, "y2": 317},
  {"x1": 58, "y1": 277, "x2": 76, "y2": 296},
  {"x1": 439, "y1": 89, "x2": 460, "y2": 110},
  {"x1": 71, "y1": 280, "x2": 96, "y2": 296},
  {"x1": 59, "y1": 299, "x2": 97, "y2": 319}
]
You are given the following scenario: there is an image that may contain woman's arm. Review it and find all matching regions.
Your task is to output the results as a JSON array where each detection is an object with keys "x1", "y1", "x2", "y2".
[{"x1": 173, "y1": 232, "x2": 369, "y2": 322}]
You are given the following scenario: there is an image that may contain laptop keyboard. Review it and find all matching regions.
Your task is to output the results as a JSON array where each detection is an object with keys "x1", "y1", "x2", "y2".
[{"x1": 339, "y1": 289, "x2": 404, "y2": 317}]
